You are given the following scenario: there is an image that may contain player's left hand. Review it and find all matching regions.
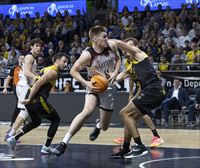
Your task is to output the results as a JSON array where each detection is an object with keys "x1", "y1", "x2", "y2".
[
  {"x1": 107, "y1": 72, "x2": 118, "y2": 85},
  {"x1": 19, "y1": 99, "x2": 30, "y2": 105}
]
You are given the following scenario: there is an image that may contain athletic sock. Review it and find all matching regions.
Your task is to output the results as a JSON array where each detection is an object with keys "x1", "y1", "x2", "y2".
[
  {"x1": 134, "y1": 137, "x2": 143, "y2": 145},
  {"x1": 122, "y1": 142, "x2": 130, "y2": 151},
  {"x1": 45, "y1": 137, "x2": 53, "y2": 147},
  {"x1": 152, "y1": 129, "x2": 160, "y2": 138},
  {"x1": 15, "y1": 129, "x2": 24, "y2": 140},
  {"x1": 62, "y1": 132, "x2": 72, "y2": 144}
]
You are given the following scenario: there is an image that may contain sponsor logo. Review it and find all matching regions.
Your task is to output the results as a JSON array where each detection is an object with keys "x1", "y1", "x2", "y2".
[
  {"x1": 140, "y1": 0, "x2": 170, "y2": 8},
  {"x1": 47, "y1": 3, "x2": 58, "y2": 15},
  {"x1": 9, "y1": 5, "x2": 18, "y2": 16}
]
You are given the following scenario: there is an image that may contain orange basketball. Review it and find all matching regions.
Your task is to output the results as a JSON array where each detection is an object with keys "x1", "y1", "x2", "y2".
[{"x1": 91, "y1": 75, "x2": 108, "y2": 93}]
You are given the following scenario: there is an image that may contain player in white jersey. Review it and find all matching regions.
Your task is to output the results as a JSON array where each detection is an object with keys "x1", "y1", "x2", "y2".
[
  {"x1": 52, "y1": 26, "x2": 121, "y2": 156},
  {"x1": 5, "y1": 38, "x2": 43, "y2": 140}
]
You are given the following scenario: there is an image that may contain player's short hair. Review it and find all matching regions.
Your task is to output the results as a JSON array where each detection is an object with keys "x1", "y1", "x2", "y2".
[
  {"x1": 30, "y1": 38, "x2": 43, "y2": 46},
  {"x1": 89, "y1": 26, "x2": 107, "y2": 40},
  {"x1": 123, "y1": 37, "x2": 138, "y2": 46},
  {"x1": 53, "y1": 52, "x2": 68, "y2": 63}
]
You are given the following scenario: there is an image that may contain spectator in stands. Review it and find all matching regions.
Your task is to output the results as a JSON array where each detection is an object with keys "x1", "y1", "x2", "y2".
[
  {"x1": 73, "y1": 9, "x2": 87, "y2": 36},
  {"x1": 183, "y1": 40, "x2": 192, "y2": 54},
  {"x1": 187, "y1": 88, "x2": 200, "y2": 128},
  {"x1": 170, "y1": 54, "x2": 186, "y2": 70},
  {"x1": 0, "y1": 61, "x2": 9, "y2": 75},
  {"x1": 63, "y1": 80, "x2": 74, "y2": 93},
  {"x1": 66, "y1": 55, "x2": 77, "y2": 72},
  {"x1": 161, "y1": 44, "x2": 172, "y2": 62},
  {"x1": 158, "y1": 55, "x2": 169, "y2": 71},
  {"x1": 7, "y1": 50, "x2": 18, "y2": 66},
  {"x1": 185, "y1": 38, "x2": 200, "y2": 65},
  {"x1": 1, "y1": 45, "x2": 9, "y2": 60},
  {"x1": 55, "y1": 40, "x2": 66, "y2": 53},
  {"x1": 188, "y1": 22, "x2": 199, "y2": 40},
  {"x1": 161, "y1": 79, "x2": 190, "y2": 127},
  {"x1": 81, "y1": 30, "x2": 89, "y2": 44},
  {"x1": 42, "y1": 27, "x2": 55, "y2": 45}
]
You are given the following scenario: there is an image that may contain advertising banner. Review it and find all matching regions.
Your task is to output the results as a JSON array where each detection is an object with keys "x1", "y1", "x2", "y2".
[
  {"x1": 118, "y1": 0, "x2": 199, "y2": 12},
  {"x1": 0, "y1": 0, "x2": 86, "y2": 19}
]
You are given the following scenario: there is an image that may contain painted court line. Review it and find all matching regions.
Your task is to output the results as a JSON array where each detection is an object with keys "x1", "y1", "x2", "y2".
[
  {"x1": 139, "y1": 156, "x2": 200, "y2": 168},
  {"x1": 0, "y1": 158, "x2": 34, "y2": 161}
]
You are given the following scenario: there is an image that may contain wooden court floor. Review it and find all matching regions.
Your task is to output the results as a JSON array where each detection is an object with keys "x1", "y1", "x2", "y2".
[{"x1": 0, "y1": 124, "x2": 200, "y2": 168}]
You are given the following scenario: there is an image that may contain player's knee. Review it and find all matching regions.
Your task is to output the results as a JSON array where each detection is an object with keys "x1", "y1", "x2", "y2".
[
  {"x1": 50, "y1": 113, "x2": 60, "y2": 124},
  {"x1": 119, "y1": 108, "x2": 126, "y2": 119},
  {"x1": 32, "y1": 120, "x2": 41, "y2": 128},
  {"x1": 18, "y1": 110, "x2": 28, "y2": 120},
  {"x1": 101, "y1": 125, "x2": 109, "y2": 131}
]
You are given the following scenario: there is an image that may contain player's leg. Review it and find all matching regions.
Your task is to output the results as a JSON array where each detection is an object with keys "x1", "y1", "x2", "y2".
[
  {"x1": 7, "y1": 107, "x2": 41, "y2": 150},
  {"x1": 89, "y1": 86, "x2": 116, "y2": 141},
  {"x1": 110, "y1": 126, "x2": 131, "y2": 159},
  {"x1": 5, "y1": 85, "x2": 29, "y2": 139},
  {"x1": 52, "y1": 94, "x2": 97, "y2": 156},
  {"x1": 120, "y1": 101, "x2": 148, "y2": 158},
  {"x1": 142, "y1": 115, "x2": 164, "y2": 147},
  {"x1": 41, "y1": 100, "x2": 60, "y2": 154},
  {"x1": 10, "y1": 87, "x2": 20, "y2": 127},
  {"x1": 89, "y1": 108, "x2": 112, "y2": 141}
]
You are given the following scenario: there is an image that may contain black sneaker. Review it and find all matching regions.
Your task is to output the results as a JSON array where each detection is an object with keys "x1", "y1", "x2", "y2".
[
  {"x1": 109, "y1": 148, "x2": 130, "y2": 159},
  {"x1": 51, "y1": 142, "x2": 67, "y2": 156},
  {"x1": 124, "y1": 144, "x2": 148, "y2": 159},
  {"x1": 89, "y1": 119, "x2": 101, "y2": 141}
]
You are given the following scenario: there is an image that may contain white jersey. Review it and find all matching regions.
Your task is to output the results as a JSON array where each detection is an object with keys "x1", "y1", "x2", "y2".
[
  {"x1": 86, "y1": 47, "x2": 116, "y2": 78},
  {"x1": 17, "y1": 54, "x2": 37, "y2": 87}
]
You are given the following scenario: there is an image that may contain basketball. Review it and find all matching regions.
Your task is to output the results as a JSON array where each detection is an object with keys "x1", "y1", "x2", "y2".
[{"x1": 91, "y1": 75, "x2": 108, "y2": 93}]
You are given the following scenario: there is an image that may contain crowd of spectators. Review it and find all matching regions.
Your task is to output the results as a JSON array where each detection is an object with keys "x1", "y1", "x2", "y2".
[{"x1": 0, "y1": 3, "x2": 200, "y2": 75}]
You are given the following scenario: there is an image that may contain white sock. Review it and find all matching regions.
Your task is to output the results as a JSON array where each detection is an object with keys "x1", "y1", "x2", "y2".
[
  {"x1": 62, "y1": 133, "x2": 72, "y2": 144},
  {"x1": 8, "y1": 128, "x2": 16, "y2": 136},
  {"x1": 96, "y1": 122, "x2": 101, "y2": 129}
]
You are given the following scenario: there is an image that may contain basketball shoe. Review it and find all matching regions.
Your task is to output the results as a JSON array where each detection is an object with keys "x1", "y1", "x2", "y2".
[
  {"x1": 150, "y1": 136, "x2": 164, "y2": 148},
  {"x1": 41, "y1": 145, "x2": 55, "y2": 154},
  {"x1": 6, "y1": 136, "x2": 17, "y2": 150},
  {"x1": 51, "y1": 142, "x2": 67, "y2": 156},
  {"x1": 89, "y1": 119, "x2": 101, "y2": 141},
  {"x1": 124, "y1": 144, "x2": 148, "y2": 159}
]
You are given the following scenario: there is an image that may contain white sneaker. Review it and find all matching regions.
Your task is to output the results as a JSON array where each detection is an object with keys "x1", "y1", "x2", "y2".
[{"x1": 41, "y1": 145, "x2": 54, "y2": 154}]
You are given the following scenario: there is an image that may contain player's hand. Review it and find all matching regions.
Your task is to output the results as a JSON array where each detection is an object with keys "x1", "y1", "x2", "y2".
[
  {"x1": 128, "y1": 95, "x2": 133, "y2": 101},
  {"x1": 107, "y1": 72, "x2": 118, "y2": 85},
  {"x1": 86, "y1": 81, "x2": 102, "y2": 93},
  {"x1": 2, "y1": 88, "x2": 7, "y2": 94},
  {"x1": 19, "y1": 99, "x2": 31, "y2": 105}
]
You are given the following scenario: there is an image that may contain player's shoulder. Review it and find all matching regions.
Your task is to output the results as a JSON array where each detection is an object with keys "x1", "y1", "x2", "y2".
[{"x1": 108, "y1": 40, "x2": 116, "y2": 50}]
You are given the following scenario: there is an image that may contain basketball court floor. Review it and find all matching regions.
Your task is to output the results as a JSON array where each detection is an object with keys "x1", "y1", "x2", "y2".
[{"x1": 0, "y1": 124, "x2": 200, "y2": 168}]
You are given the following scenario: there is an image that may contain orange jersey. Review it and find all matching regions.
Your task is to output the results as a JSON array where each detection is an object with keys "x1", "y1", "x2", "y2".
[{"x1": 9, "y1": 65, "x2": 21, "y2": 86}]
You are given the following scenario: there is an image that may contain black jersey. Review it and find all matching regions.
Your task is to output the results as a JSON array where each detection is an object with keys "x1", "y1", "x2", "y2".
[
  {"x1": 132, "y1": 57, "x2": 159, "y2": 89},
  {"x1": 33, "y1": 65, "x2": 58, "y2": 99}
]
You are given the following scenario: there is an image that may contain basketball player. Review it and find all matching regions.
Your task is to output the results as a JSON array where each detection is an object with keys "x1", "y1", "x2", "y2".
[
  {"x1": 3, "y1": 55, "x2": 25, "y2": 133},
  {"x1": 52, "y1": 25, "x2": 121, "y2": 156},
  {"x1": 110, "y1": 39, "x2": 164, "y2": 159},
  {"x1": 7, "y1": 53, "x2": 68, "y2": 154},
  {"x1": 5, "y1": 38, "x2": 43, "y2": 140},
  {"x1": 109, "y1": 38, "x2": 166, "y2": 158}
]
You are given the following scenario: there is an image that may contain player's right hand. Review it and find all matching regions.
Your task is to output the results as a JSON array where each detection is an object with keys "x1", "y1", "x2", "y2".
[{"x1": 2, "y1": 88, "x2": 7, "y2": 94}]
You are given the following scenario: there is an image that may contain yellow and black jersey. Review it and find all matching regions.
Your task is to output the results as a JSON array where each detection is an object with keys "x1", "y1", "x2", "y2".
[
  {"x1": 33, "y1": 65, "x2": 58, "y2": 99},
  {"x1": 131, "y1": 57, "x2": 159, "y2": 89},
  {"x1": 124, "y1": 58, "x2": 140, "y2": 88}
]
